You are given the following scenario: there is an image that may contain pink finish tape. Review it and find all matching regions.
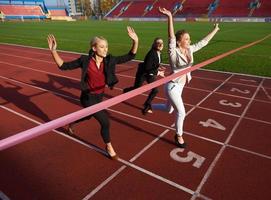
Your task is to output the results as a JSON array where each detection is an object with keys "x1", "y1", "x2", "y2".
[{"x1": 0, "y1": 34, "x2": 269, "y2": 151}]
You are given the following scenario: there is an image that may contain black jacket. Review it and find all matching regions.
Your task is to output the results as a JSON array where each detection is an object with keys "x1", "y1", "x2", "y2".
[
  {"x1": 141, "y1": 48, "x2": 161, "y2": 75},
  {"x1": 59, "y1": 50, "x2": 136, "y2": 92}
]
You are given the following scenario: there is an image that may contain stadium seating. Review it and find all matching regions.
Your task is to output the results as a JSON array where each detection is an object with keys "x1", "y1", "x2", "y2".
[
  {"x1": 251, "y1": 0, "x2": 271, "y2": 17},
  {"x1": 0, "y1": 4, "x2": 45, "y2": 19},
  {"x1": 105, "y1": 0, "x2": 270, "y2": 18},
  {"x1": 47, "y1": 7, "x2": 75, "y2": 21},
  {"x1": 48, "y1": 9, "x2": 67, "y2": 17},
  {"x1": 144, "y1": 0, "x2": 181, "y2": 17},
  {"x1": 106, "y1": 0, "x2": 211, "y2": 18},
  {"x1": 175, "y1": 0, "x2": 214, "y2": 17},
  {"x1": 211, "y1": 0, "x2": 251, "y2": 17},
  {"x1": 121, "y1": 0, "x2": 153, "y2": 17},
  {"x1": 106, "y1": 1, "x2": 131, "y2": 17},
  {"x1": 0, "y1": 5, "x2": 43, "y2": 16}
]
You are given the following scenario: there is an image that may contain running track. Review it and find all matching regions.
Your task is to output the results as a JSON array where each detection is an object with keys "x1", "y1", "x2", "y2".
[{"x1": 0, "y1": 43, "x2": 271, "y2": 200}]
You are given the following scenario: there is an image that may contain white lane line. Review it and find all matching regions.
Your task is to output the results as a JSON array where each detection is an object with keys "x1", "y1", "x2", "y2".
[
  {"x1": 0, "y1": 72, "x2": 201, "y2": 197},
  {"x1": 197, "y1": 193, "x2": 213, "y2": 200},
  {"x1": 1, "y1": 41, "x2": 270, "y2": 197},
  {"x1": 184, "y1": 74, "x2": 234, "y2": 117},
  {"x1": 198, "y1": 66, "x2": 271, "y2": 80},
  {"x1": 1, "y1": 52, "x2": 271, "y2": 104},
  {"x1": 227, "y1": 144, "x2": 271, "y2": 160},
  {"x1": 261, "y1": 81, "x2": 271, "y2": 101},
  {"x1": 1, "y1": 104, "x2": 130, "y2": 200},
  {"x1": 0, "y1": 69, "x2": 202, "y2": 197},
  {"x1": 0, "y1": 75, "x2": 229, "y2": 146},
  {"x1": 1, "y1": 75, "x2": 270, "y2": 152},
  {"x1": 1, "y1": 42, "x2": 271, "y2": 80},
  {"x1": 0, "y1": 105, "x2": 197, "y2": 198},
  {"x1": 1, "y1": 48, "x2": 271, "y2": 91},
  {"x1": 243, "y1": 117, "x2": 271, "y2": 125},
  {"x1": 2, "y1": 60, "x2": 271, "y2": 121},
  {"x1": 0, "y1": 45, "x2": 80, "y2": 58},
  {"x1": 1, "y1": 49, "x2": 269, "y2": 90},
  {"x1": 129, "y1": 128, "x2": 172, "y2": 162},
  {"x1": 0, "y1": 105, "x2": 106, "y2": 155},
  {"x1": 118, "y1": 158, "x2": 195, "y2": 195},
  {"x1": 184, "y1": 131, "x2": 224, "y2": 146},
  {"x1": 0, "y1": 76, "x2": 271, "y2": 161},
  {"x1": 0, "y1": 49, "x2": 270, "y2": 199},
  {"x1": 0, "y1": 73, "x2": 261, "y2": 200},
  {"x1": 0, "y1": 52, "x2": 53, "y2": 64},
  {"x1": 3, "y1": 66, "x2": 226, "y2": 198},
  {"x1": 0, "y1": 61, "x2": 80, "y2": 81},
  {"x1": 82, "y1": 127, "x2": 173, "y2": 199},
  {"x1": 81, "y1": 166, "x2": 127, "y2": 200},
  {"x1": 190, "y1": 79, "x2": 265, "y2": 200},
  {"x1": 0, "y1": 52, "x2": 135, "y2": 72},
  {"x1": 0, "y1": 60, "x2": 165, "y2": 102}
]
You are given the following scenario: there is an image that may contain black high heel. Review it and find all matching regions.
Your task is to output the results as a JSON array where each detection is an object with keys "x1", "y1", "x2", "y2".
[{"x1": 174, "y1": 135, "x2": 187, "y2": 148}]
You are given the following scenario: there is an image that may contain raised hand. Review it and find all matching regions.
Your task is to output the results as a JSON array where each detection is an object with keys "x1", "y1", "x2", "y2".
[
  {"x1": 158, "y1": 7, "x2": 172, "y2": 18},
  {"x1": 47, "y1": 34, "x2": 57, "y2": 51},
  {"x1": 159, "y1": 7, "x2": 175, "y2": 38},
  {"x1": 127, "y1": 26, "x2": 138, "y2": 42},
  {"x1": 214, "y1": 23, "x2": 220, "y2": 31},
  {"x1": 47, "y1": 34, "x2": 63, "y2": 67}
]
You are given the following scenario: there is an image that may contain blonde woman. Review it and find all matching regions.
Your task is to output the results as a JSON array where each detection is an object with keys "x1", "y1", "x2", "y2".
[{"x1": 47, "y1": 27, "x2": 138, "y2": 159}]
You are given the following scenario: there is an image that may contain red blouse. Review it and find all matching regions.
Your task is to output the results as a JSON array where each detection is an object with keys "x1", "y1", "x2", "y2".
[{"x1": 87, "y1": 58, "x2": 105, "y2": 94}]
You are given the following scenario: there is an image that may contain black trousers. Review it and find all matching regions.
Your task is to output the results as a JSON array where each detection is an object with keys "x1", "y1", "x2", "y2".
[
  {"x1": 75, "y1": 92, "x2": 110, "y2": 144},
  {"x1": 124, "y1": 69, "x2": 158, "y2": 106}
]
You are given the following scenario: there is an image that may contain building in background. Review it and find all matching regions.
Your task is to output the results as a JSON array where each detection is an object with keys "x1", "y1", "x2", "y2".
[
  {"x1": 67, "y1": 0, "x2": 96, "y2": 16},
  {"x1": 67, "y1": 0, "x2": 83, "y2": 16},
  {"x1": 67, "y1": 0, "x2": 119, "y2": 17}
]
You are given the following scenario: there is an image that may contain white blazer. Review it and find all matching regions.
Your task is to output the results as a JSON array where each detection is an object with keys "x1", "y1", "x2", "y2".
[{"x1": 168, "y1": 37, "x2": 209, "y2": 84}]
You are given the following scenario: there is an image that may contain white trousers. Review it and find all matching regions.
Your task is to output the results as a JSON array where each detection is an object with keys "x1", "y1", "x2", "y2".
[{"x1": 152, "y1": 81, "x2": 185, "y2": 136}]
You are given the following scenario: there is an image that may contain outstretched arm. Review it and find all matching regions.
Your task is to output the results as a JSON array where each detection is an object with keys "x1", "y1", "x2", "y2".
[
  {"x1": 191, "y1": 24, "x2": 220, "y2": 53},
  {"x1": 47, "y1": 34, "x2": 64, "y2": 67},
  {"x1": 127, "y1": 26, "x2": 139, "y2": 54},
  {"x1": 159, "y1": 7, "x2": 177, "y2": 62},
  {"x1": 159, "y1": 7, "x2": 174, "y2": 39},
  {"x1": 202, "y1": 23, "x2": 220, "y2": 42},
  {"x1": 115, "y1": 26, "x2": 139, "y2": 64}
]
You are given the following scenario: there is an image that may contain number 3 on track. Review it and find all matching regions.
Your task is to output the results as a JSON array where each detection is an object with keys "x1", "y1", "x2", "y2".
[{"x1": 170, "y1": 149, "x2": 205, "y2": 168}]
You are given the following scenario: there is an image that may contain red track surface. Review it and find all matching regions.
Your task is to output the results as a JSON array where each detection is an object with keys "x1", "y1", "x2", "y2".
[{"x1": 0, "y1": 43, "x2": 271, "y2": 200}]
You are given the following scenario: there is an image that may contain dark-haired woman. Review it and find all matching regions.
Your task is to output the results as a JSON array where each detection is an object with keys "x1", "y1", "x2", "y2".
[{"x1": 123, "y1": 38, "x2": 165, "y2": 114}]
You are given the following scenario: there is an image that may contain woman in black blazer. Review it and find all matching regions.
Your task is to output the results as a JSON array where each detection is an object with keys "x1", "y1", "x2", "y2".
[
  {"x1": 123, "y1": 38, "x2": 165, "y2": 114},
  {"x1": 47, "y1": 27, "x2": 138, "y2": 160}
]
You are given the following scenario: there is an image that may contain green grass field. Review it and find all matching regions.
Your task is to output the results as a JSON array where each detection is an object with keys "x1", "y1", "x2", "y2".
[{"x1": 0, "y1": 20, "x2": 270, "y2": 77}]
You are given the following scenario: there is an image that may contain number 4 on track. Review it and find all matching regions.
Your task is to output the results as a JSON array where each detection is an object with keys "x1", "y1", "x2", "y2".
[{"x1": 199, "y1": 119, "x2": 226, "y2": 131}]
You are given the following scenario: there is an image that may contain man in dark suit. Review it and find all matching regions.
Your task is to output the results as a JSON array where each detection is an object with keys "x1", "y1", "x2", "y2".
[{"x1": 123, "y1": 38, "x2": 165, "y2": 115}]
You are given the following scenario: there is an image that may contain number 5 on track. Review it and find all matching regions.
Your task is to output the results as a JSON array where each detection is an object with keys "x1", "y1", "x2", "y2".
[{"x1": 170, "y1": 149, "x2": 205, "y2": 168}]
